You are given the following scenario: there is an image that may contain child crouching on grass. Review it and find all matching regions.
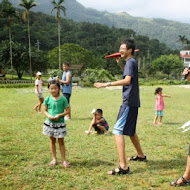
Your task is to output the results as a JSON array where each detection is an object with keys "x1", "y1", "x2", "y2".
[
  {"x1": 153, "y1": 87, "x2": 171, "y2": 126},
  {"x1": 85, "y1": 109, "x2": 109, "y2": 135},
  {"x1": 43, "y1": 79, "x2": 71, "y2": 168}
]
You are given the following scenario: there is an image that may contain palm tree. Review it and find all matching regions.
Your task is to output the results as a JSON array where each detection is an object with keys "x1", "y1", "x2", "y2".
[
  {"x1": 51, "y1": 0, "x2": 66, "y2": 70},
  {"x1": 177, "y1": 35, "x2": 188, "y2": 47},
  {"x1": 19, "y1": 0, "x2": 36, "y2": 80},
  {"x1": 1, "y1": 0, "x2": 19, "y2": 79}
]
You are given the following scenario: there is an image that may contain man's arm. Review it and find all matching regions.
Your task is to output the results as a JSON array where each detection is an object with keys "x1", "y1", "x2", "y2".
[
  {"x1": 94, "y1": 75, "x2": 131, "y2": 88},
  {"x1": 59, "y1": 72, "x2": 71, "y2": 85},
  {"x1": 116, "y1": 57, "x2": 124, "y2": 71}
]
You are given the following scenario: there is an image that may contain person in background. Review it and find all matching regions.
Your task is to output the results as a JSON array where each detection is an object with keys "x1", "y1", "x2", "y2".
[
  {"x1": 85, "y1": 109, "x2": 109, "y2": 135},
  {"x1": 34, "y1": 71, "x2": 44, "y2": 113},
  {"x1": 58, "y1": 62, "x2": 72, "y2": 120},
  {"x1": 153, "y1": 87, "x2": 171, "y2": 125}
]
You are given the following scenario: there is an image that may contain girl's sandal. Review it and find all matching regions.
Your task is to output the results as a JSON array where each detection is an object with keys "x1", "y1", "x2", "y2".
[
  {"x1": 170, "y1": 176, "x2": 190, "y2": 186},
  {"x1": 107, "y1": 166, "x2": 130, "y2": 175},
  {"x1": 49, "y1": 160, "x2": 57, "y2": 166},
  {"x1": 62, "y1": 161, "x2": 71, "y2": 168}
]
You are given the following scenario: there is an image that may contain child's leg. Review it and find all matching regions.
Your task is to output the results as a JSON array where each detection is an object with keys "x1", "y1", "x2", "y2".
[
  {"x1": 58, "y1": 138, "x2": 66, "y2": 162},
  {"x1": 50, "y1": 137, "x2": 57, "y2": 162},
  {"x1": 159, "y1": 116, "x2": 163, "y2": 125},
  {"x1": 33, "y1": 104, "x2": 39, "y2": 112},
  {"x1": 96, "y1": 125, "x2": 108, "y2": 134},
  {"x1": 38, "y1": 97, "x2": 44, "y2": 113},
  {"x1": 153, "y1": 115, "x2": 158, "y2": 124}
]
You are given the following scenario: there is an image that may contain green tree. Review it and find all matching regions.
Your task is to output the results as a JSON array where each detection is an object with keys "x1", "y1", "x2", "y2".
[
  {"x1": 19, "y1": 0, "x2": 37, "y2": 80},
  {"x1": 152, "y1": 54, "x2": 184, "y2": 77},
  {"x1": 0, "y1": 41, "x2": 28, "y2": 78},
  {"x1": 51, "y1": 0, "x2": 66, "y2": 70},
  {"x1": 0, "y1": 0, "x2": 19, "y2": 78},
  {"x1": 48, "y1": 43, "x2": 95, "y2": 69}
]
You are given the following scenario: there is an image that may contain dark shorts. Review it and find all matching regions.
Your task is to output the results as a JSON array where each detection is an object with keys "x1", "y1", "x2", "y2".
[
  {"x1": 63, "y1": 93, "x2": 71, "y2": 104},
  {"x1": 93, "y1": 123, "x2": 109, "y2": 134},
  {"x1": 188, "y1": 144, "x2": 190, "y2": 156},
  {"x1": 112, "y1": 105, "x2": 138, "y2": 136}
]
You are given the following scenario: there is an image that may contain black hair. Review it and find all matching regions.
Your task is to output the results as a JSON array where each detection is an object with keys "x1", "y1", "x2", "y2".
[
  {"x1": 121, "y1": 39, "x2": 136, "y2": 55},
  {"x1": 48, "y1": 79, "x2": 60, "y2": 89},
  {"x1": 154, "y1": 87, "x2": 162, "y2": 95},
  {"x1": 96, "y1": 109, "x2": 103, "y2": 115},
  {"x1": 63, "y1": 62, "x2": 70, "y2": 67}
]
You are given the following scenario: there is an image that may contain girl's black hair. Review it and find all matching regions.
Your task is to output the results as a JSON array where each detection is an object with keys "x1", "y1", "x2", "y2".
[
  {"x1": 48, "y1": 79, "x2": 60, "y2": 89},
  {"x1": 154, "y1": 87, "x2": 162, "y2": 95}
]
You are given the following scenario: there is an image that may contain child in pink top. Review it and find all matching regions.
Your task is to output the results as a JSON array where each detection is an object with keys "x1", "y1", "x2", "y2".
[{"x1": 153, "y1": 87, "x2": 171, "y2": 125}]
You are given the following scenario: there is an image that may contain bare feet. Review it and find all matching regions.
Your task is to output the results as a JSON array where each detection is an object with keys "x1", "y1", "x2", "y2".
[{"x1": 33, "y1": 106, "x2": 38, "y2": 112}]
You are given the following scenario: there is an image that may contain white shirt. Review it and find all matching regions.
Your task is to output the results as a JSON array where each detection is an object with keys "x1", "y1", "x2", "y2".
[{"x1": 35, "y1": 79, "x2": 43, "y2": 93}]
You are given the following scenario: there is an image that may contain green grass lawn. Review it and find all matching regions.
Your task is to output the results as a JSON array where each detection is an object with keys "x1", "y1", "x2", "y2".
[{"x1": 0, "y1": 85, "x2": 190, "y2": 189}]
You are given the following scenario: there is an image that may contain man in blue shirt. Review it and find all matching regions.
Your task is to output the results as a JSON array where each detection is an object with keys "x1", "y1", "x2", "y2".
[
  {"x1": 59, "y1": 62, "x2": 72, "y2": 120},
  {"x1": 94, "y1": 39, "x2": 146, "y2": 175}
]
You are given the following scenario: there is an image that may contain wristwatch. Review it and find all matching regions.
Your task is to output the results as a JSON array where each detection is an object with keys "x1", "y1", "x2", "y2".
[{"x1": 106, "y1": 82, "x2": 111, "y2": 87}]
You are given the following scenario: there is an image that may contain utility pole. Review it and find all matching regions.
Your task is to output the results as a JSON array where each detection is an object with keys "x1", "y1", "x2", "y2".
[{"x1": 35, "y1": 40, "x2": 41, "y2": 52}]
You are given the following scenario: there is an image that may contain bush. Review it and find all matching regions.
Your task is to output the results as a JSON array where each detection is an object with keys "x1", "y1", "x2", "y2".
[
  {"x1": 82, "y1": 69, "x2": 116, "y2": 87},
  {"x1": 139, "y1": 78, "x2": 189, "y2": 86}
]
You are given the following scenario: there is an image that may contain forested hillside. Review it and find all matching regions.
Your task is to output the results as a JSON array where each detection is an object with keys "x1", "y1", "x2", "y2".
[
  {"x1": 0, "y1": 9, "x2": 176, "y2": 58},
  {"x1": 8, "y1": 0, "x2": 190, "y2": 50}
]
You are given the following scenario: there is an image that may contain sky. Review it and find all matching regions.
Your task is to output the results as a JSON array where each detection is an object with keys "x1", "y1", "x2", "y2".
[{"x1": 76, "y1": 0, "x2": 190, "y2": 24}]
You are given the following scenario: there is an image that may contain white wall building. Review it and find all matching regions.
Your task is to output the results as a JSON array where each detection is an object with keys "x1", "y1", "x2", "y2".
[{"x1": 180, "y1": 50, "x2": 190, "y2": 67}]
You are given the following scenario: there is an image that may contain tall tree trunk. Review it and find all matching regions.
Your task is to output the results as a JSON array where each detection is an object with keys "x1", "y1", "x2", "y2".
[
  {"x1": 9, "y1": 26, "x2": 13, "y2": 79},
  {"x1": 58, "y1": 18, "x2": 61, "y2": 70},
  {"x1": 28, "y1": 13, "x2": 32, "y2": 80}
]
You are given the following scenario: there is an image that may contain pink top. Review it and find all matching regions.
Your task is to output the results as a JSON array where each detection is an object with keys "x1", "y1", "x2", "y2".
[{"x1": 155, "y1": 94, "x2": 165, "y2": 111}]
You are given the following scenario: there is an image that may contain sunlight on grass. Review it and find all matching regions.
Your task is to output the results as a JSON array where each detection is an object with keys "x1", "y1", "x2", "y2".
[{"x1": 0, "y1": 86, "x2": 190, "y2": 189}]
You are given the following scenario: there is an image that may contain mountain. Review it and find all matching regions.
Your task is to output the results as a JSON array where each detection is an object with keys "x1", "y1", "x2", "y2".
[{"x1": 8, "y1": 0, "x2": 190, "y2": 50}]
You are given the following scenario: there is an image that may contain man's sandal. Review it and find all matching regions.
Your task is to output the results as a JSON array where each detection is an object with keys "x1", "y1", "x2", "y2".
[
  {"x1": 129, "y1": 155, "x2": 147, "y2": 162},
  {"x1": 107, "y1": 166, "x2": 130, "y2": 175},
  {"x1": 49, "y1": 160, "x2": 57, "y2": 166},
  {"x1": 170, "y1": 176, "x2": 190, "y2": 186}
]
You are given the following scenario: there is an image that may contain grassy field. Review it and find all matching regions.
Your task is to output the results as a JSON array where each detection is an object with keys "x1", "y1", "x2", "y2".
[{"x1": 0, "y1": 85, "x2": 190, "y2": 190}]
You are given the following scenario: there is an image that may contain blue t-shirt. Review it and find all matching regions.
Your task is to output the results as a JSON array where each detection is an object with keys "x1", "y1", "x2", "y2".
[
  {"x1": 122, "y1": 57, "x2": 140, "y2": 107},
  {"x1": 61, "y1": 70, "x2": 72, "y2": 94}
]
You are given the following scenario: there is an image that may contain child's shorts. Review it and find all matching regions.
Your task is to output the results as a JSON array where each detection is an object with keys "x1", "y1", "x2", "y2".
[
  {"x1": 155, "y1": 110, "x2": 164, "y2": 117},
  {"x1": 43, "y1": 120, "x2": 67, "y2": 138},
  {"x1": 93, "y1": 124, "x2": 109, "y2": 134},
  {"x1": 36, "y1": 93, "x2": 43, "y2": 99}
]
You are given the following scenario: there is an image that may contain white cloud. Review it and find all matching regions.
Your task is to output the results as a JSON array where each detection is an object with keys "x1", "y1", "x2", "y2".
[{"x1": 76, "y1": 0, "x2": 190, "y2": 23}]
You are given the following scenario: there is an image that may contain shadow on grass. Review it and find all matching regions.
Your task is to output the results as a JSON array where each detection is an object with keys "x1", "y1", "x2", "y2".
[
  {"x1": 71, "y1": 159, "x2": 113, "y2": 168},
  {"x1": 165, "y1": 122, "x2": 182, "y2": 125},
  {"x1": 73, "y1": 117, "x2": 92, "y2": 121},
  {"x1": 132, "y1": 158, "x2": 186, "y2": 173}
]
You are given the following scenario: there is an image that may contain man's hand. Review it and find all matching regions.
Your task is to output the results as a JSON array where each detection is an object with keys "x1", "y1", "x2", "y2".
[
  {"x1": 116, "y1": 57, "x2": 121, "y2": 64},
  {"x1": 94, "y1": 83, "x2": 107, "y2": 88}
]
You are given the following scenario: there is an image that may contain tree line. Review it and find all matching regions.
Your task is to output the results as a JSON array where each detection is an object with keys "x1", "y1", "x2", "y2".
[{"x1": 0, "y1": 0, "x2": 183, "y2": 80}]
